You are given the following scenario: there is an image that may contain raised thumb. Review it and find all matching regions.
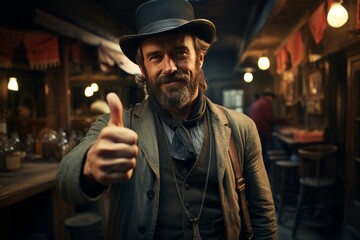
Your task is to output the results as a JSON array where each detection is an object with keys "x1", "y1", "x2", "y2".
[{"x1": 106, "y1": 92, "x2": 123, "y2": 127}]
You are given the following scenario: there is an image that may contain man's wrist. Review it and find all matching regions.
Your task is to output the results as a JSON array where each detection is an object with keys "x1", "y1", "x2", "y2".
[{"x1": 80, "y1": 171, "x2": 107, "y2": 198}]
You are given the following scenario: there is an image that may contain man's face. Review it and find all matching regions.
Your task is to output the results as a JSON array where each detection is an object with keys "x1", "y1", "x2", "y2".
[{"x1": 139, "y1": 32, "x2": 204, "y2": 109}]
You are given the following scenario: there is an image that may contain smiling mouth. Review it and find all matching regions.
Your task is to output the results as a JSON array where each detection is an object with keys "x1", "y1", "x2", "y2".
[
  {"x1": 161, "y1": 81, "x2": 187, "y2": 92},
  {"x1": 164, "y1": 81, "x2": 183, "y2": 86},
  {"x1": 161, "y1": 79, "x2": 187, "y2": 86}
]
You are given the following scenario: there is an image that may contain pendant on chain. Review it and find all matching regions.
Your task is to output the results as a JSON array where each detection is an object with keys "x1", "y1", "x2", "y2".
[{"x1": 192, "y1": 218, "x2": 202, "y2": 240}]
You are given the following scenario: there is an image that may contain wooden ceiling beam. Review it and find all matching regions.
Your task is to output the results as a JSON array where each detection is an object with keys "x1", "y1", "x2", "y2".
[{"x1": 34, "y1": 9, "x2": 121, "y2": 52}]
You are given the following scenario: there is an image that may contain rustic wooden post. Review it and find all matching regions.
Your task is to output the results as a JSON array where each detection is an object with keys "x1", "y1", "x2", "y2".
[{"x1": 44, "y1": 41, "x2": 71, "y2": 133}]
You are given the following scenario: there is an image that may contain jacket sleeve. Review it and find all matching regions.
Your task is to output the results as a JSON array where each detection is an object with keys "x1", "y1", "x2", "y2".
[
  {"x1": 56, "y1": 114, "x2": 110, "y2": 205},
  {"x1": 230, "y1": 111, "x2": 278, "y2": 239}
]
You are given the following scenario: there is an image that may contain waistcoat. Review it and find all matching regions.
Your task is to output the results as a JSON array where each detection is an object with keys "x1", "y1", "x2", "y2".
[{"x1": 153, "y1": 111, "x2": 225, "y2": 239}]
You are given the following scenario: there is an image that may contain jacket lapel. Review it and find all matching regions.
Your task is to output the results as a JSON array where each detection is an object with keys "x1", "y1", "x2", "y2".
[
  {"x1": 132, "y1": 99, "x2": 160, "y2": 176},
  {"x1": 206, "y1": 99, "x2": 232, "y2": 182}
]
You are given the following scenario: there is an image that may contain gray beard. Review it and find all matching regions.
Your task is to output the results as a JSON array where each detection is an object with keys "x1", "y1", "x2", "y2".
[
  {"x1": 157, "y1": 83, "x2": 194, "y2": 109},
  {"x1": 145, "y1": 61, "x2": 204, "y2": 109}
]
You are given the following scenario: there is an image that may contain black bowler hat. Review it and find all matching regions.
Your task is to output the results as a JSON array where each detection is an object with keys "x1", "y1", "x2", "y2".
[{"x1": 119, "y1": 0, "x2": 216, "y2": 63}]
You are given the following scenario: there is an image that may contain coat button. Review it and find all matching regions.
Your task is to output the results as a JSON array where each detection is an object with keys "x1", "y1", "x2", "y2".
[
  {"x1": 185, "y1": 202, "x2": 192, "y2": 209},
  {"x1": 147, "y1": 190, "x2": 154, "y2": 199},
  {"x1": 138, "y1": 225, "x2": 146, "y2": 234},
  {"x1": 184, "y1": 183, "x2": 191, "y2": 190}
]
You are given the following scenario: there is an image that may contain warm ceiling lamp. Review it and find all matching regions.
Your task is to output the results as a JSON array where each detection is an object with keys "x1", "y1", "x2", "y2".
[
  {"x1": 243, "y1": 72, "x2": 253, "y2": 83},
  {"x1": 258, "y1": 56, "x2": 270, "y2": 70},
  {"x1": 84, "y1": 86, "x2": 94, "y2": 97},
  {"x1": 327, "y1": 1, "x2": 348, "y2": 28},
  {"x1": 91, "y1": 83, "x2": 99, "y2": 92},
  {"x1": 7, "y1": 77, "x2": 19, "y2": 91}
]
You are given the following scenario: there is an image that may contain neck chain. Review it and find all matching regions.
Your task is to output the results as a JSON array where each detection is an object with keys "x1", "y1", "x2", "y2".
[{"x1": 169, "y1": 113, "x2": 212, "y2": 240}]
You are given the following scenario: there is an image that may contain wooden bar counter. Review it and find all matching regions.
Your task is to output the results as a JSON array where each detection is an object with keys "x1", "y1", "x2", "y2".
[
  {"x1": 0, "y1": 162, "x2": 58, "y2": 208},
  {"x1": 0, "y1": 162, "x2": 74, "y2": 240}
]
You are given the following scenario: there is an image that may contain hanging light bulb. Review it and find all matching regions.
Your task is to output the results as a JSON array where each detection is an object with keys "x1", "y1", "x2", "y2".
[
  {"x1": 243, "y1": 72, "x2": 253, "y2": 83},
  {"x1": 258, "y1": 56, "x2": 270, "y2": 70},
  {"x1": 91, "y1": 83, "x2": 99, "y2": 92},
  {"x1": 84, "y1": 86, "x2": 94, "y2": 97},
  {"x1": 327, "y1": 1, "x2": 348, "y2": 28},
  {"x1": 7, "y1": 77, "x2": 19, "y2": 91}
]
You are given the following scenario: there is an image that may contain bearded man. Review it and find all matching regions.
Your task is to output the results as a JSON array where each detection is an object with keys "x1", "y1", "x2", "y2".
[{"x1": 57, "y1": 0, "x2": 277, "y2": 239}]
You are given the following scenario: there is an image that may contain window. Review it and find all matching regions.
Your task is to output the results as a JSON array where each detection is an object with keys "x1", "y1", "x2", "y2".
[{"x1": 222, "y1": 89, "x2": 244, "y2": 112}]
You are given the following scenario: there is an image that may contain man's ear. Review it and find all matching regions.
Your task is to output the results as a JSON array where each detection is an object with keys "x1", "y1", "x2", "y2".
[
  {"x1": 138, "y1": 65, "x2": 146, "y2": 77},
  {"x1": 198, "y1": 52, "x2": 204, "y2": 68}
]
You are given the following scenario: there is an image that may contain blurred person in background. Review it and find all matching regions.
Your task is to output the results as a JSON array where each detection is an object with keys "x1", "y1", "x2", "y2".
[{"x1": 248, "y1": 88, "x2": 287, "y2": 169}]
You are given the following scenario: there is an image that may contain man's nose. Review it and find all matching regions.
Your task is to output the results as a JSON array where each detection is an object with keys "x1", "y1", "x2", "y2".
[{"x1": 162, "y1": 55, "x2": 177, "y2": 75}]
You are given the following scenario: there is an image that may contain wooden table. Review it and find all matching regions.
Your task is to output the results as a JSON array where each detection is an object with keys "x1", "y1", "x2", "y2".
[
  {"x1": 0, "y1": 162, "x2": 73, "y2": 240},
  {"x1": 273, "y1": 132, "x2": 324, "y2": 161},
  {"x1": 273, "y1": 132, "x2": 323, "y2": 146}
]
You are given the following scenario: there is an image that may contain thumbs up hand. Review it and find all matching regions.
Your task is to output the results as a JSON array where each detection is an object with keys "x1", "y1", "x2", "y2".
[
  {"x1": 84, "y1": 93, "x2": 138, "y2": 186},
  {"x1": 107, "y1": 92, "x2": 124, "y2": 127}
]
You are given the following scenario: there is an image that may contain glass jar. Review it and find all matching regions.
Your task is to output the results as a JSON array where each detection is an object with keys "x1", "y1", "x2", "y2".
[
  {"x1": 5, "y1": 145, "x2": 23, "y2": 171},
  {"x1": 36, "y1": 128, "x2": 58, "y2": 162},
  {"x1": 42, "y1": 129, "x2": 58, "y2": 162},
  {"x1": 25, "y1": 134, "x2": 35, "y2": 160},
  {"x1": 0, "y1": 138, "x2": 22, "y2": 171}
]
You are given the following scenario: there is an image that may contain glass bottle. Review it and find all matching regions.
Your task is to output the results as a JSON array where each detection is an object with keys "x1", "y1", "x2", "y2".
[
  {"x1": 0, "y1": 114, "x2": 8, "y2": 170},
  {"x1": 0, "y1": 114, "x2": 7, "y2": 136},
  {"x1": 25, "y1": 134, "x2": 35, "y2": 160},
  {"x1": 39, "y1": 128, "x2": 58, "y2": 162},
  {"x1": 56, "y1": 130, "x2": 69, "y2": 161},
  {"x1": 9, "y1": 131, "x2": 22, "y2": 152},
  {"x1": 0, "y1": 134, "x2": 9, "y2": 171}
]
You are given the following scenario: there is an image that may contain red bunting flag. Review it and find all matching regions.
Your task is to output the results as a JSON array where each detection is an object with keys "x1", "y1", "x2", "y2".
[
  {"x1": 23, "y1": 32, "x2": 60, "y2": 69},
  {"x1": 0, "y1": 27, "x2": 23, "y2": 68},
  {"x1": 285, "y1": 30, "x2": 305, "y2": 67},
  {"x1": 276, "y1": 47, "x2": 288, "y2": 74},
  {"x1": 309, "y1": 2, "x2": 327, "y2": 44},
  {"x1": 327, "y1": 0, "x2": 334, "y2": 11}
]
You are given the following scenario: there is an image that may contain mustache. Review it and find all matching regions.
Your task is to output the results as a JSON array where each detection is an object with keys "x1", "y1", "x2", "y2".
[{"x1": 157, "y1": 71, "x2": 190, "y2": 85}]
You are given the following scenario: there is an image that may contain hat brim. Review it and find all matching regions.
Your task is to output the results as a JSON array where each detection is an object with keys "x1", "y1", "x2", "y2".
[{"x1": 119, "y1": 19, "x2": 216, "y2": 64}]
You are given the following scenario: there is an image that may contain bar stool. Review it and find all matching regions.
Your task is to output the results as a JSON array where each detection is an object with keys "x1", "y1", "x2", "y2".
[
  {"x1": 267, "y1": 150, "x2": 289, "y2": 196},
  {"x1": 267, "y1": 149, "x2": 288, "y2": 172},
  {"x1": 267, "y1": 149, "x2": 288, "y2": 156},
  {"x1": 292, "y1": 144, "x2": 337, "y2": 238},
  {"x1": 65, "y1": 211, "x2": 103, "y2": 240},
  {"x1": 275, "y1": 160, "x2": 299, "y2": 223}
]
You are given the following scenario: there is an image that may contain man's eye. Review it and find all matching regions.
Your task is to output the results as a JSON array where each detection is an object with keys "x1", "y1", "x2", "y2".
[
  {"x1": 173, "y1": 51, "x2": 188, "y2": 59},
  {"x1": 175, "y1": 51, "x2": 187, "y2": 56},
  {"x1": 149, "y1": 55, "x2": 162, "y2": 61}
]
